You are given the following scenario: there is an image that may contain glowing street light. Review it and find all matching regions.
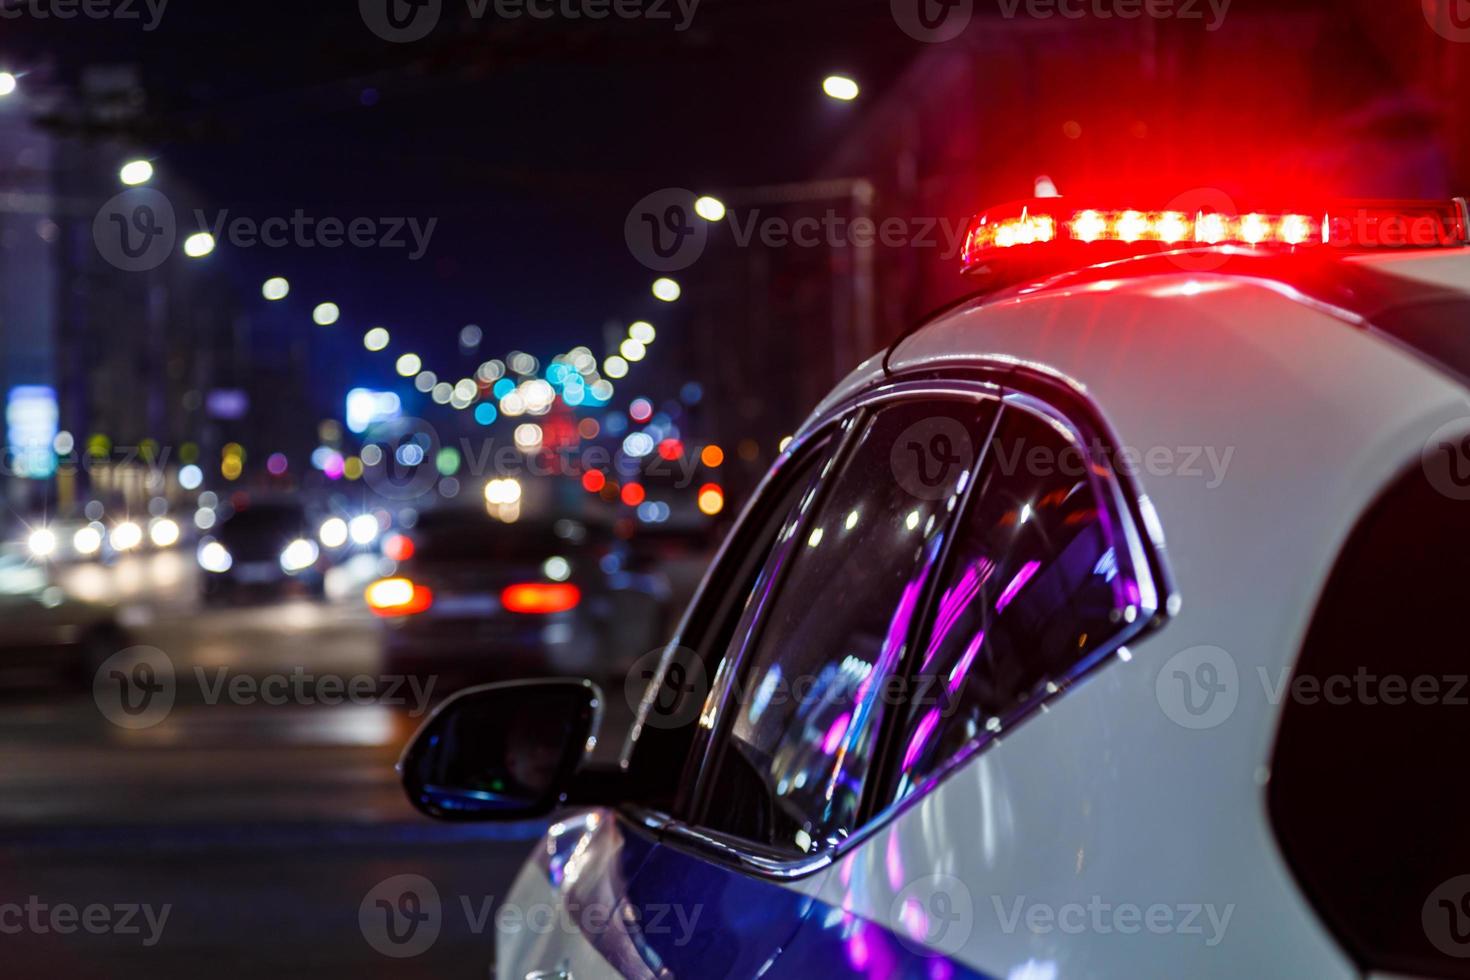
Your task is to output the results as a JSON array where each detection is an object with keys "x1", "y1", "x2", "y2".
[
  {"x1": 652, "y1": 277, "x2": 681, "y2": 302},
  {"x1": 822, "y1": 75, "x2": 860, "y2": 101},
  {"x1": 183, "y1": 232, "x2": 216, "y2": 258},
  {"x1": 396, "y1": 353, "x2": 422, "y2": 377},
  {"x1": 262, "y1": 277, "x2": 290, "y2": 301},
  {"x1": 694, "y1": 196, "x2": 726, "y2": 222},
  {"x1": 0, "y1": 73, "x2": 17, "y2": 98},
  {"x1": 364, "y1": 327, "x2": 390, "y2": 351},
  {"x1": 312, "y1": 302, "x2": 340, "y2": 326},
  {"x1": 629, "y1": 321, "x2": 656, "y2": 344},
  {"x1": 119, "y1": 160, "x2": 154, "y2": 186}
]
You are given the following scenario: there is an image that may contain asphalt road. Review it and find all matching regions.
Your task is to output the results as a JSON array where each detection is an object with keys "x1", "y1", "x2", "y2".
[{"x1": 0, "y1": 554, "x2": 644, "y2": 977}]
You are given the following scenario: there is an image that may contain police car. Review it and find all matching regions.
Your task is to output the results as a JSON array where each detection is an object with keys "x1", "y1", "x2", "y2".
[{"x1": 399, "y1": 196, "x2": 1470, "y2": 978}]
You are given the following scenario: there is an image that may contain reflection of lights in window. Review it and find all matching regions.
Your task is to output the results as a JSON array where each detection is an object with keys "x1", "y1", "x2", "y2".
[{"x1": 807, "y1": 527, "x2": 824, "y2": 548}]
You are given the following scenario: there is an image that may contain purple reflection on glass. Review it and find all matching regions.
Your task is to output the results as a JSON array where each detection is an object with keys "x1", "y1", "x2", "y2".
[
  {"x1": 994, "y1": 560, "x2": 1041, "y2": 613},
  {"x1": 947, "y1": 630, "x2": 986, "y2": 695},
  {"x1": 901, "y1": 707, "x2": 941, "y2": 773},
  {"x1": 921, "y1": 558, "x2": 993, "y2": 671},
  {"x1": 822, "y1": 711, "x2": 852, "y2": 755}
]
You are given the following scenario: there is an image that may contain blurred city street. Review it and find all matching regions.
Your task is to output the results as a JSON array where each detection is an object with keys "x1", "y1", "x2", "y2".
[{"x1": 0, "y1": 555, "x2": 640, "y2": 978}]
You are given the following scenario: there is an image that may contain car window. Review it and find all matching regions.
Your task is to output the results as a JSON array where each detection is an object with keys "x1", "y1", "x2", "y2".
[
  {"x1": 623, "y1": 433, "x2": 840, "y2": 813},
  {"x1": 890, "y1": 403, "x2": 1147, "y2": 801},
  {"x1": 695, "y1": 398, "x2": 996, "y2": 857}
]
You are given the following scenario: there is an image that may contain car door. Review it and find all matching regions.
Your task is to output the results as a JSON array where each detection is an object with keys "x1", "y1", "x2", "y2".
[
  {"x1": 781, "y1": 389, "x2": 1171, "y2": 977},
  {"x1": 609, "y1": 391, "x2": 1001, "y2": 980},
  {"x1": 499, "y1": 427, "x2": 847, "y2": 980}
]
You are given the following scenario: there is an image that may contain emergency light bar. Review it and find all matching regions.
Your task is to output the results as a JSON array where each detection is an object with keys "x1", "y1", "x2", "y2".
[{"x1": 960, "y1": 197, "x2": 1470, "y2": 279}]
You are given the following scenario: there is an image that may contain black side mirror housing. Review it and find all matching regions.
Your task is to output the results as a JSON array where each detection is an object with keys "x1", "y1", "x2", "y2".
[{"x1": 398, "y1": 678, "x2": 602, "y2": 821}]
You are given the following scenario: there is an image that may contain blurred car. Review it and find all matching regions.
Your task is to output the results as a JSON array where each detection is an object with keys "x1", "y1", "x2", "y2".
[
  {"x1": 199, "y1": 501, "x2": 324, "y2": 603},
  {"x1": 0, "y1": 549, "x2": 129, "y2": 688},
  {"x1": 367, "y1": 510, "x2": 667, "y2": 689},
  {"x1": 399, "y1": 196, "x2": 1470, "y2": 979}
]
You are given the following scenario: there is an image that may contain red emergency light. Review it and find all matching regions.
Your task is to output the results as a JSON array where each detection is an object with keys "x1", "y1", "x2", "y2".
[{"x1": 960, "y1": 197, "x2": 1470, "y2": 280}]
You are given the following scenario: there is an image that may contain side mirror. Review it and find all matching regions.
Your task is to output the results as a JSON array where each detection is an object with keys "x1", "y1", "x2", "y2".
[{"x1": 399, "y1": 678, "x2": 602, "y2": 821}]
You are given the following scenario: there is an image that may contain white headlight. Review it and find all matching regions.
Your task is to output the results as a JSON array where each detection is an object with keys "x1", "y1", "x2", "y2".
[
  {"x1": 73, "y1": 526, "x2": 103, "y2": 556},
  {"x1": 149, "y1": 517, "x2": 181, "y2": 548},
  {"x1": 348, "y1": 514, "x2": 380, "y2": 546},
  {"x1": 319, "y1": 517, "x2": 348, "y2": 549},
  {"x1": 280, "y1": 538, "x2": 320, "y2": 573},
  {"x1": 110, "y1": 521, "x2": 143, "y2": 552},
  {"x1": 198, "y1": 540, "x2": 233, "y2": 573},
  {"x1": 27, "y1": 528, "x2": 57, "y2": 558}
]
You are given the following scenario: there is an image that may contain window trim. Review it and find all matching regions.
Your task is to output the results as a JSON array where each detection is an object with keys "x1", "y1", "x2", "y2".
[{"x1": 626, "y1": 367, "x2": 1177, "y2": 882}]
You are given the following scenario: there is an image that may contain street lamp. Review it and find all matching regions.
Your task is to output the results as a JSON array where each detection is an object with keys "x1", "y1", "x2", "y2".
[
  {"x1": 119, "y1": 160, "x2": 154, "y2": 186},
  {"x1": 262, "y1": 276, "x2": 290, "y2": 300},
  {"x1": 183, "y1": 232, "x2": 216, "y2": 258},
  {"x1": 652, "y1": 277, "x2": 681, "y2": 302},
  {"x1": 694, "y1": 196, "x2": 726, "y2": 222},
  {"x1": 822, "y1": 75, "x2": 860, "y2": 101}
]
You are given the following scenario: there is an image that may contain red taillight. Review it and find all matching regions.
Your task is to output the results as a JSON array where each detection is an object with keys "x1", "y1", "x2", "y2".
[
  {"x1": 960, "y1": 197, "x2": 1470, "y2": 275},
  {"x1": 500, "y1": 582, "x2": 581, "y2": 615},
  {"x1": 383, "y1": 533, "x2": 415, "y2": 562},
  {"x1": 365, "y1": 577, "x2": 433, "y2": 616}
]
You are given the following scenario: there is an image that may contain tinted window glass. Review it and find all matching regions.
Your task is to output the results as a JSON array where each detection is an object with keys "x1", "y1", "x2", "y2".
[
  {"x1": 893, "y1": 405, "x2": 1142, "y2": 799},
  {"x1": 699, "y1": 399, "x2": 994, "y2": 856},
  {"x1": 625, "y1": 435, "x2": 837, "y2": 813}
]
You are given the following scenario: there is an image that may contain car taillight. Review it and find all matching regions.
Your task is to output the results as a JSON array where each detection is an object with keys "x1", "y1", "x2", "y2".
[
  {"x1": 382, "y1": 533, "x2": 415, "y2": 562},
  {"x1": 365, "y1": 577, "x2": 433, "y2": 616},
  {"x1": 500, "y1": 582, "x2": 581, "y2": 615},
  {"x1": 960, "y1": 196, "x2": 1470, "y2": 277}
]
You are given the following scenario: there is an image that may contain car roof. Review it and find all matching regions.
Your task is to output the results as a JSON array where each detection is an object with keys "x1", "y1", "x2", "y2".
[{"x1": 788, "y1": 241, "x2": 1470, "y2": 863}]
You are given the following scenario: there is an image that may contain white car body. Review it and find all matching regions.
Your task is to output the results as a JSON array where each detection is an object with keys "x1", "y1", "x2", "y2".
[{"x1": 497, "y1": 243, "x2": 1470, "y2": 980}]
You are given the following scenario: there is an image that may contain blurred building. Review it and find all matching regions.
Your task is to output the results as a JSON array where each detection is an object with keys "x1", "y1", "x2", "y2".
[
  {"x1": 0, "y1": 64, "x2": 60, "y2": 521},
  {"x1": 683, "y1": 0, "x2": 1470, "y2": 502},
  {"x1": 4, "y1": 65, "x2": 288, "y2": 518}
]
